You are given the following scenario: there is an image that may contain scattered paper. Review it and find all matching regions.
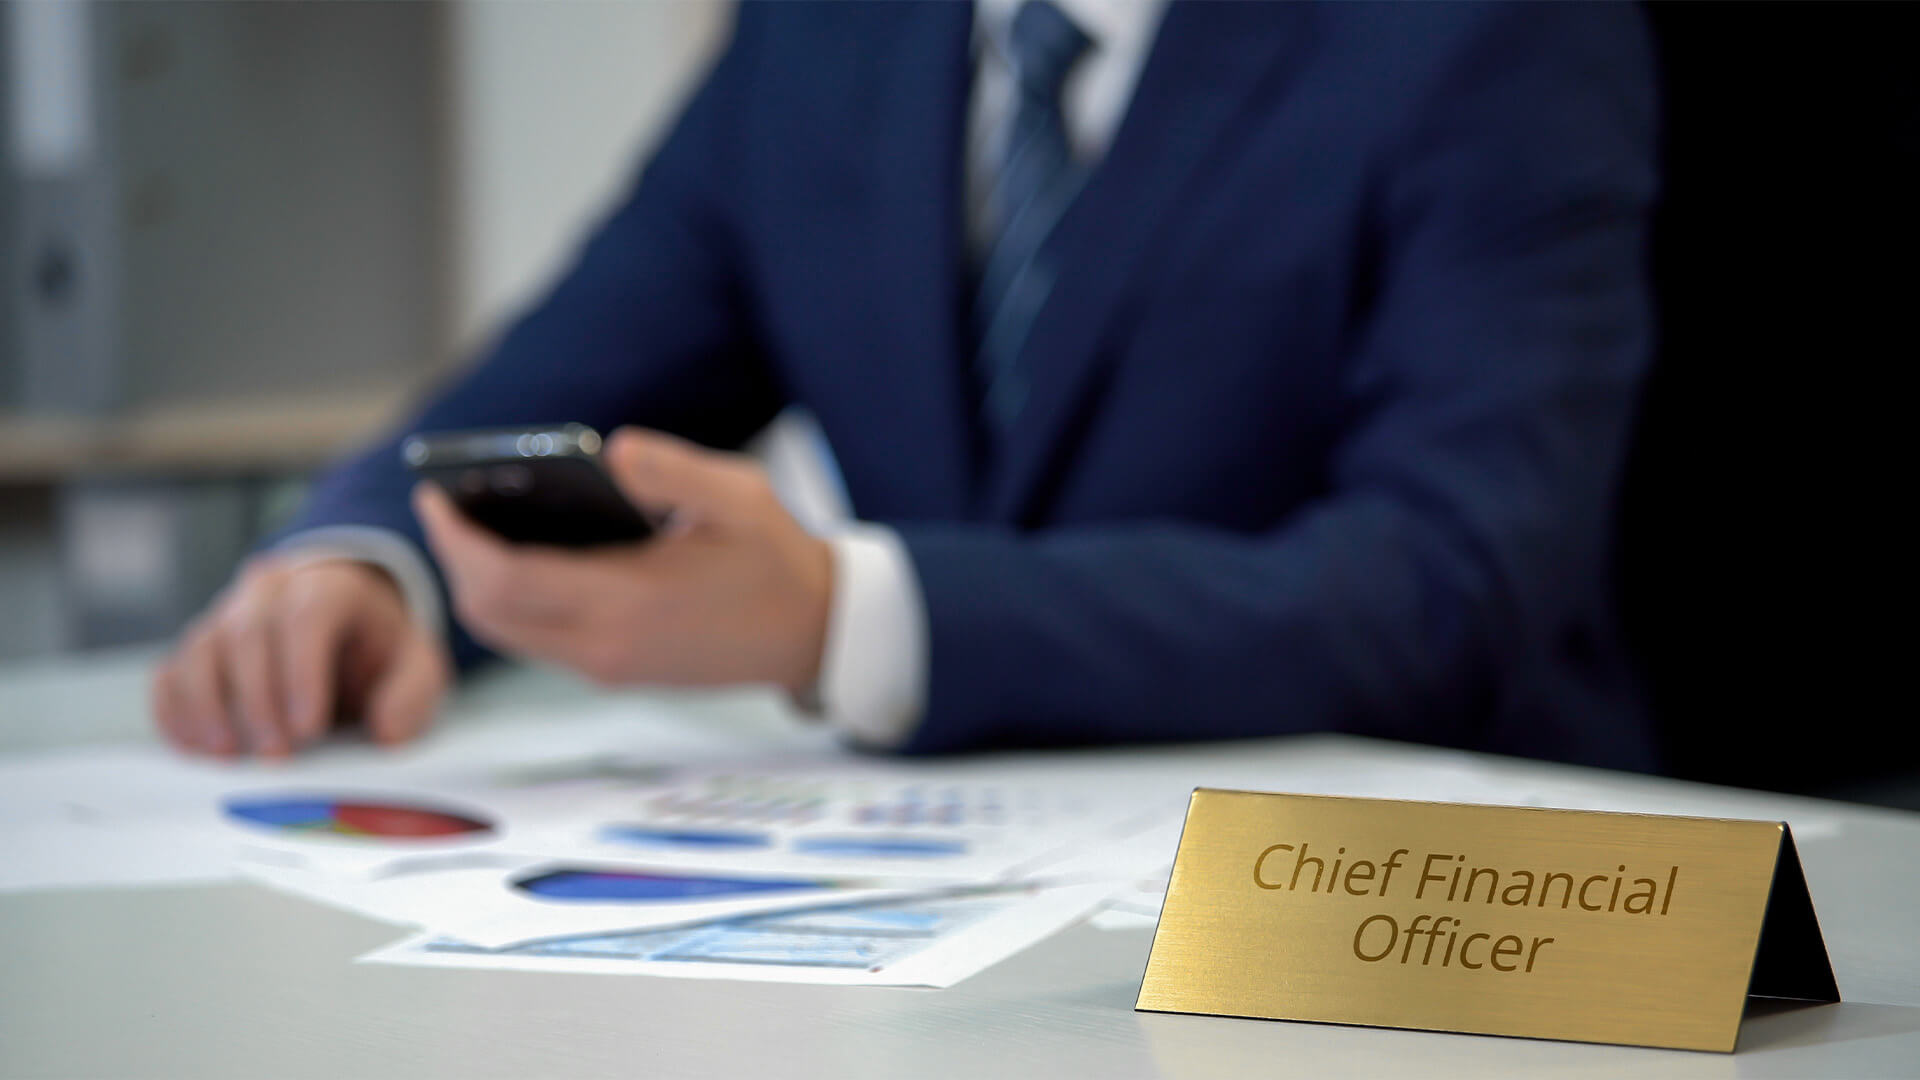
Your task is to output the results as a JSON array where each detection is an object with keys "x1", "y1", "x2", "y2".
[
  {"x1": 258, "y1": 857, "x2": 960, "y2": 949},
  {"x1": 0, "y1": 820, "x2": 233, "y2": 893},
  {"x1": 1088, "y1": 907, "x2": 1161, "y2": 933},
  {"x1": 361, "y1": 882, "x2": 1116, "y2": 988},
  {"x1": 547, "y1": 761, "x2": 1180, "y2": 884},
  {"x1": 0, "y1": 705, "x2": 801, "y2": 891},
  {"x1": 3, "y1": 705, "x2": 1852, "y2": 987}
]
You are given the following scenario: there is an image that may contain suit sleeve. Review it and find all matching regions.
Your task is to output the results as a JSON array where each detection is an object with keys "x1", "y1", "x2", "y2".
[
  {"x1": 893, "y1": 9, "x2": 1659, "y2": 765},
  {"x1": 282, "y1": 14, "x2": 782, "y2": 670}
]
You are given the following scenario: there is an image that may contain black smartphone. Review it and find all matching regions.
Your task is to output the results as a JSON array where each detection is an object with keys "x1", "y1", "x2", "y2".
[{"x1": 401, "y1": 424, "x2": 655, "y2": 547}]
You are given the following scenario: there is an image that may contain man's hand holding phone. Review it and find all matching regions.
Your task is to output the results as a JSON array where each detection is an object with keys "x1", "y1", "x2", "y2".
[
  {"x1": 414, "y1": 427, "x2": 833, "y2": 693},
  {"x1": 150, "y1": 426, "x2": 834, "y2": 757}
]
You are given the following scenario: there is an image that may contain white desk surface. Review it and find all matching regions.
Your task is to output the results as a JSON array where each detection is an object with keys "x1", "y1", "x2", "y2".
[{"x1": 2, "y1": 650, "x2": 1917, "y2": 1079}]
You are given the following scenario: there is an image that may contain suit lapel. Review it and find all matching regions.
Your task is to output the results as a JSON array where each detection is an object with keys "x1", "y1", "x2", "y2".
[
  {"x1": 854, "y1": 4, "x2": 978, "y2": 519},
  {"x1": 981, "y1": 3, "x2": 1314, "y2": 523}
]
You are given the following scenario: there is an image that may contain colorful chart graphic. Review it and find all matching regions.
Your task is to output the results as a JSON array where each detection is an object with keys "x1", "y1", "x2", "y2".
[
  {"x1": 852, "y1": 789, "x2": 988, "y2": 827},
  {"x1": 792, "y1": 835, "x2": 968, "y2": 859},
  {"x1": 493, "y1": 754, "x2": 676, "y2": 789},
  {"x1": 224, "y1": 795, "x2": 493, "y2": 840},
  {"x1": 643, "y1": 775, "x2": 1045, "y2": 828},
  {"x1": 515, "y1": 869, "x2": 844, "y2": 903},
  {"x1": 645, "y1": 778, "x2": 828, "y2": 826},
  {"x1": 597, "y1": 825, "x2": 772, "y2": 850},
  {"x1": 422, "y1": 892, "x2": 1009, "y2": 971}
]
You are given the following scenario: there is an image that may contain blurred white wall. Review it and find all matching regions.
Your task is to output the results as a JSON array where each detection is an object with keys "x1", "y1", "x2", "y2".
[
  {"x1": 445, "y1": 0, "x2": 731, "y2": 355},
  {"x1": 444, "y1": 0, "x2": 845, "y2": 528},
  {"x1": 0, "y1": 1, "x2": 836, "y2": 664}
]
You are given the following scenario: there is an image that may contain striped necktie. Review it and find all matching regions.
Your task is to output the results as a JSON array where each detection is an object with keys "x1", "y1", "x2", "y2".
[{"x1": 973, "y1": 0, "x2": 1092, "y2": 429}]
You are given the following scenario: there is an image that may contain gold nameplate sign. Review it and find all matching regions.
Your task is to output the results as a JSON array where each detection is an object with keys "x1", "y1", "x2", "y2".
[{"x1": 1136, "y1": 790, "x2": 1838, "y2": 1052}]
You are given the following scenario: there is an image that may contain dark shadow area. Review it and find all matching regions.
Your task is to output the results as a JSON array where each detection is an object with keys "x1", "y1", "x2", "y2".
[
  {"x1": 1623, "y1": 3, "x2": 1920, "y2": 807},
  {"x1": 1736, "y1": 999, "x2": 1920, "y2": 1054},
  {"x1": 1744, "y1": 997, "x2": 1836, "y2": 1022}
]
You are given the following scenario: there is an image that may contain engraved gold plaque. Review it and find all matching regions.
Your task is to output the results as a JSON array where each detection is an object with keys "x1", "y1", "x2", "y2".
[{"x1": 1136, "y1": 790, "x2": 1837, "y2": 1052}]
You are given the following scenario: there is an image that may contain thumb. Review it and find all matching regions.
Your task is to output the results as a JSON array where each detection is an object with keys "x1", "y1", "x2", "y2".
[
  {"x1": 364, "y1": 631, "x2": 450, "y2": 747},
  {"x1": 603, "y1": 427, "x2": 762, "y2": 528}
]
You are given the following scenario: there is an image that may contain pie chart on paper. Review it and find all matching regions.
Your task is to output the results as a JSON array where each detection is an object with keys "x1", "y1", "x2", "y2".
[
  {"x1": 514, "y1": 868, "x2": 847, "y2": 902},
  {"x1": 223, "y1": 794, "x2": 494, "y2": 840}
]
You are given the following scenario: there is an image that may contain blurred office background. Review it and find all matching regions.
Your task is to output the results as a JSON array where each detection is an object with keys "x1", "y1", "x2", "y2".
[
  {"x1": 1, "y1": 0, "x2": 729, "y2": 655},
  {"x1": 1, "y1": 2, "x2": 1914, "y2": 801}
]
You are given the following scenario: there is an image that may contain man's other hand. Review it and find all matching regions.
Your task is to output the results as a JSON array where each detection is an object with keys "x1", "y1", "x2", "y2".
[
  {"x1": 151, "y1": 560, "x2": 451, "y2": 758},
  {"x1": 414, "y1": 427, "x2": 834, "y2": 694}
]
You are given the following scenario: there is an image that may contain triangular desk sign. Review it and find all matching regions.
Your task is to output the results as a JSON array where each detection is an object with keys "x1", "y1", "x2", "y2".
[
  {"x1": 1745, "y1": 828, "x2": 1840, "y2": 1006},
  {"x1": 1137, "y1": 790, "x2": 1839, "y2": 1052}
]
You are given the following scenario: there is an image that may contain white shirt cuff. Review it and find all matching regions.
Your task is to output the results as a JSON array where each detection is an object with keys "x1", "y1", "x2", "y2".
[
  {"x1": 272, "y1": 526, "x2": 446, "y2": 640},
  {"x1": 816, "y1": 524, "x2": 929, "y2": 749},
  {"x1": 274, "y1": 524, "x2": 926, "y2": 746}
]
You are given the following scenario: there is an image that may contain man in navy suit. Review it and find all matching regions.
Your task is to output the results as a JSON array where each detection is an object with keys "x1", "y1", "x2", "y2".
[{"x1": 151, "y1": 2, "x2": 1660, "y2": 772}]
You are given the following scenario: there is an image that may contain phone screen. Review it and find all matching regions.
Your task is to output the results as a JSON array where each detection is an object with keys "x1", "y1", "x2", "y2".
[{"x1": 402, "y1": 427, "x2": 655, "y2": 548}]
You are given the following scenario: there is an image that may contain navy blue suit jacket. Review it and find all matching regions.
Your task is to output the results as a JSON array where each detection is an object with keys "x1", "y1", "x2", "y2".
[{"x1": 295, "y1": 2, "x2": 1661, "y2": 771}]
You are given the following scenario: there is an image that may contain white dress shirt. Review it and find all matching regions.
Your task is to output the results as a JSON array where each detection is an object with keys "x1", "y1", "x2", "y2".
[
  {"x1": 282, "y1": 0, "x2": 1168, "y2": 748},
  {"x1": 825, "y1": 0, "x2": 1165, "y2": 746}
]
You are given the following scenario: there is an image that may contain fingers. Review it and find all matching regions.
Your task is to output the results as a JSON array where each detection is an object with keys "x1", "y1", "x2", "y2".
[
  {"x1": 220, "y1": 593, "x2": 292, "y2": 758},
  {"x1": 414, "y1": 480, "x2": 676, "y2": 682},
  {"x1": 194, "y1": 562, "x2": 309, "y2": 758},
  {"x1": 157, "y1": 573, "x2": 295, "y2": 759},
  {"x1": 152, "y1": 649, "x2": 228, "y2": 757},
  {"x1": 151, "y1": 665, "x2": 192, "y2": 751},
  {"x1": 602, "y1": 427, "x2": 767, "y2": 528},
  {"x1": 171, "y1": 626, "x2": 239, "y2": 757},
  {"x1": 275, "y1": 573, "x2": 354, "y2": 744},
  {"x1": 414, "y1": 483, "x2": 612, "y2": 623},
  {"x1": 149, "y1": 559, "x2": 418, "y2": 759},
  {"x1": 363, "y1": 630, "x2": 450, "y2": 746}
]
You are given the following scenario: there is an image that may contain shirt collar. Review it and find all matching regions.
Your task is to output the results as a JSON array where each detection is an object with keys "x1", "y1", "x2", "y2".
[{"x1": 974, "y1": 0, "x2": 1158, "y2": 65}]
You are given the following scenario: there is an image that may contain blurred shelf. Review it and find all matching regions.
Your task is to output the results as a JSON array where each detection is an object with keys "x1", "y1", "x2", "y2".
[{"x1": 0, "y1": 382, "x2": 416, "y2": 483}]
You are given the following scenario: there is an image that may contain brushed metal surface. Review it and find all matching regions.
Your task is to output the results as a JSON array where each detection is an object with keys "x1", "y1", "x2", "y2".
[{"x1": 1138, "y1": 790, "x2": 1812, "y2": 1052}]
